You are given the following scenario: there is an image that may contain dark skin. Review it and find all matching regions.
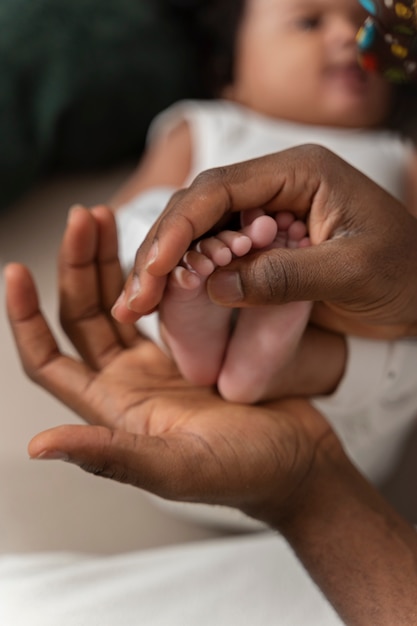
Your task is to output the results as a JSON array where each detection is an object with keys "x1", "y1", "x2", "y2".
[
  {"x1": 5, "y1": 203, "x2": 417, "y2": 624},
  {"x1": 112, "y1": 145, "x2": 417, "y2": 341},
  {"x1": 5, "y1": 206, "x2": 332, "y2": 513},
  {"x1": 6, "y1": 2, "x2": 417, "y2": 622}
]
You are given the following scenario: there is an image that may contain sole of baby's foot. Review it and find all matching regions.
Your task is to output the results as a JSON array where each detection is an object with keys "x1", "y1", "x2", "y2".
[
  {"x1": 217, "y1": 211, "x2": 312, "y2": 404},
  {"x1": 159, "y1": 218, "x2": 279, "y2": 386},
  {"x1": 159, "y1": 266, "x2": 231, "y2": 385},
  {"x1": 217, "y1": 300, "x2": 312, "y2": 404}
]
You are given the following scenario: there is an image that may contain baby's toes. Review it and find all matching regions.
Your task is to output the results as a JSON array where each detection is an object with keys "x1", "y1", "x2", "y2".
[
  {"x1": 241, "y1": 215, "x2": 277, "y2": 249},
  {"x1": 275, "y1": 211, "x2": 295, "y2": 231},
  {"x1": 183, "y1": 250, "x2": 215, "y2": 276},
  {"x1": 169, "y1": 266, "x2": 202, "y2": 292},
  {"x1": 287, "y1": 220, "x2": 309, "y2": 249},
  {"x1": 196, "y1": 237, "x2": 233, "y2": 266},
  {"x1": 215, "y1": 231, "x2": 252, "y2": 258}
]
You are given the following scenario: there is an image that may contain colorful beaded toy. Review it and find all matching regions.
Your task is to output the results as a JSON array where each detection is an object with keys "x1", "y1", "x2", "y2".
[{"x1": 357, "y1": 0, "x2": 417, "y2": 81}]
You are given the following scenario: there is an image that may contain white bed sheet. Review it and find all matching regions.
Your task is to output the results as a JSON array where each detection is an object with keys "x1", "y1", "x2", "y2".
[{"x1": 0, "y1": 532, "x2": 343, "y2": 626}]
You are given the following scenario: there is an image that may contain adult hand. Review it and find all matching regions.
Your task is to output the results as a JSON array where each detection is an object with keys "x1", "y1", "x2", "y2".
[
  {"x1": 6, "y1": 205, "x2": 417, "y2": 625},
  {"x1": 5, "y1": 205, "x2": 335, "y2": 525},
  {"x1": 113, "y1": 145, "x2": 417, "y2": 339}
]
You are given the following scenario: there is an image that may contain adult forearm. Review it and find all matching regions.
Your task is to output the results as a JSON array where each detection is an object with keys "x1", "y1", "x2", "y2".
[{"x1": 277, "y1": 450, "x2": 417, "y2": 625}]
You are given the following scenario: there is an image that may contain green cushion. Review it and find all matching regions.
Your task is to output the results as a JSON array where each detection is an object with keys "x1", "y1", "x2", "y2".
[{"x1": 0, "y1": 0, "x2": 200, "y2": 210}]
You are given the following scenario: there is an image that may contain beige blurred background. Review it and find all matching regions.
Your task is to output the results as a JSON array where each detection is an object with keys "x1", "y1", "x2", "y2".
[
  {"x1": 0, "y1": 166, "x2": 229, "y2": 556},
  {"x1": 1, "y1": 167, "x2": 417, "y2": 557}
]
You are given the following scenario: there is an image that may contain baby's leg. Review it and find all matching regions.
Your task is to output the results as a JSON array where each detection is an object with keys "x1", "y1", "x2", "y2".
[
  {"x1": 159, "y1": 214, "x2": 278, "y2": 385},
  {"x1": 217, "y1": 214, "x2": 312, "y2": 404}
]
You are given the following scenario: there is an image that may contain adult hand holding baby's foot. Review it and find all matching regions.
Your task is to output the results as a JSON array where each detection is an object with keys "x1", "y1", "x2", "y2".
[
  {"x1": 113, "y1": 145, "x2": 417, "y2": 341},
  {"x1": 159, "y1": 210, "x2": 279, "y2": 386},
  {"x1": 159, "y1": 209, "x2": 315, "y2": 403}
]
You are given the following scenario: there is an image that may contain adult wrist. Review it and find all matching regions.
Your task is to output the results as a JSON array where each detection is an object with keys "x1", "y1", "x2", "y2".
[
  {"x1": 271, "y1": 429, "x2": 351, "y2": 534},
  {"x1": 242, "y1": 420, "x2": 348, "y2": 532},
  {"x1": 270, "y1": 434, "x2": 417, "y2": 625}
]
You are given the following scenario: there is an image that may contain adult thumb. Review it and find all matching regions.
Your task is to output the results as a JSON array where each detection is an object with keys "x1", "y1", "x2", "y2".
[
  {"x1": 28, "y1": 425, "x2": 193, "y2": 500},
  {"x1": 207, "y1": 238, "x2": 366, "y2": 307}
]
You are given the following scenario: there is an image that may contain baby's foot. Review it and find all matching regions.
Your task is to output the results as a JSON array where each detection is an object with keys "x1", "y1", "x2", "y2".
[
  {"x1": 217, "y1": 212, "x2": 312, "y2": 403},
  {"x1": 217, "y1": 300, "x2": 313, "y2": 403},
  {"x1": 159, "y1": 214, "x2": 278, "y2": 385}
]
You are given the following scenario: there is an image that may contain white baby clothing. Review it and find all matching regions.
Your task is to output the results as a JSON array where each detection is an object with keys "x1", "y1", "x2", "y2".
[
  {"x1": 148, "y1": 99, "x2": 412, "y2": 195},
  {"x1": 116, "y1": 99, "x2": 417, "y2": 490}
]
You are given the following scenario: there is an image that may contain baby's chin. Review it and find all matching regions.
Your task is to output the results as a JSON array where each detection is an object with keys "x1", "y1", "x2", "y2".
[
  {"x1": 315, "y1": 87, "x2": 391, "y2": 129},
  {"x1": 299, "y1": 103, "x2": 389, "y2": 130}
]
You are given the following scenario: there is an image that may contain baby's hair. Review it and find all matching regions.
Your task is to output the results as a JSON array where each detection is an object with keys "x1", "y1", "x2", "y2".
[
  {"x1": 389, "y1": 85, "x2": 417, "y2": 143},
  {"x1": 168, "y1": 0, "x2": 246, "y2": 96}
]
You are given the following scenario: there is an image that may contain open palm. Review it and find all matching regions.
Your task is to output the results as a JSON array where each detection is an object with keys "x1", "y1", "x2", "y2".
[{"x1": 5, "y1": 205, "x2": 335, "y2": 524}]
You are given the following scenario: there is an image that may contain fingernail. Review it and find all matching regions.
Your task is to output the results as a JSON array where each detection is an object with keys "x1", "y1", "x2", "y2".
[
  {"x1": 111, "y1": 290, "x2": 125, "y2": 316},
  {"x1": 127, "y1": 274, "x2": 141, "y2": 309},
  {"x1": 31, "y1": 450, "x2": 70, "y2": 461},
  {"x1": 208, "y1": 271, "x2": 243, "y2": 303},
  {"x1": 145, "y1": 240, "x2": 159, "y2": 268}
]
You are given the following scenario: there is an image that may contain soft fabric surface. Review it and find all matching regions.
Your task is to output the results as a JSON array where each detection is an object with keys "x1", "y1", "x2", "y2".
[{"x1": 0, "y1": 533, "x2": 343, "y2": 625}]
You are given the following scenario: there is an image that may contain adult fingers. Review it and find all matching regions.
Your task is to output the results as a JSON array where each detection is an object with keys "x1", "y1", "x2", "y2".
[
  {"x1": 59, "y1": 205, "x2": 138, "y2": 369},
  {"x1": 112, "y1": 145, "x2": 333, "y2": 321},
  {"x1": 112, "y1": 144, "x2": 417, "y2": 332},
  {"x1": 90, "y1": 205, "x2": 138, "y2": 347},
  {"x1": 27, "y1": 398, "x2": 334, "y2": 516},
  {"x1": 206, "y1": 238, "x2": 371, "y2": 306},
  {"x1": 206, "y1": 228, "x2": 417, "y2": 338},
  {"x1": 28, "y1": 424, "x2": 223, "y2": 502},
  {"x1": 5, "y1": 263, "x2": 101, "y2": 420}
]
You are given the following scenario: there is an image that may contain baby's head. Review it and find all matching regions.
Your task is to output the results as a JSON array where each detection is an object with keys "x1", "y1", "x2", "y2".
[{"x1": 178, "y1": 0, "x2": 401, "y2": 130}]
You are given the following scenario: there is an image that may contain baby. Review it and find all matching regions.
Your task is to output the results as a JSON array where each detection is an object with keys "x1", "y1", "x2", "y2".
[{"x1": 114, "y1": 0, "x2": 417, "y2": 483}]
